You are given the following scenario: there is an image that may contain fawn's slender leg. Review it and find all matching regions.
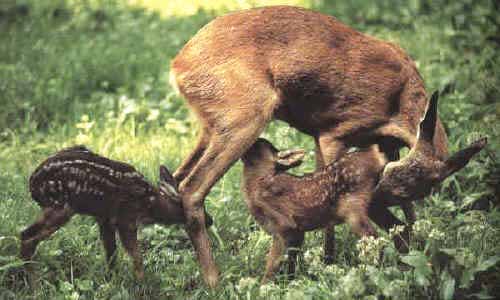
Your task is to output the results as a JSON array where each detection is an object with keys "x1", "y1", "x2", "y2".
[
  {"x1": 20, "y1": 208, "x2": 52, "y2": 242},
  {"x1": 262, "y1": 236, "x2": 286, "y2": 283},
  {"x1": 20, "y1": 205, "x2": 74, "y2": 260},
  {"x1": 342, "y1": 193, "x2": 378, "y2": 238},
  {"x1": 316, "y1": 134, "x2": 347, "y2": 264},
  {"x1": 117, "y1": 222, "x2": 143, "y2": 280},
  {"x1": 98, "y1": 219, "x2": 117, "y2": 269},
  {"x1": 286, "y1": 231, "x2": 305, "y2": 278}
]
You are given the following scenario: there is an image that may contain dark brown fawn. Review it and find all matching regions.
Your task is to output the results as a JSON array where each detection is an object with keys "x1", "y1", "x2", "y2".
[
  {"x1": 241, "y1": 95, "x2": 486, "y2": 282},
  {"x1": 170, "y1": 6, "x2": 450, "y2": 286},
  {"x1": 21, "y1": 145, "x2": 211, "y2": 279},
  {"x1": 242, "y1": 140, "x2": 385, "y2": 282}
]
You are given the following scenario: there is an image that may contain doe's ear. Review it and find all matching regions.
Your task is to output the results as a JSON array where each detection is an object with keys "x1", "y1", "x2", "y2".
[
  {"x1": 441, "y1": 137, "x2": 487, "y2": 180},
  {"x1": 159, "y1": 165, "x2": 177, "y2": 188},
  {"x1": 276, "y1": 149, "x2": 305, "y2": 171},
  {"x1": 418, "y1": 90, "x2": 439, "y2": 144}
]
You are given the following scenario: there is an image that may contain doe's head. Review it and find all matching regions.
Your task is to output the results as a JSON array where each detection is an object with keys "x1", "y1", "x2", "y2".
[
  {"x1": 376, "y1": 92, "x2": 487, "y2": 202},
  {"x1": 242, "y1": 138, "x2": 305, "y2": 173}
]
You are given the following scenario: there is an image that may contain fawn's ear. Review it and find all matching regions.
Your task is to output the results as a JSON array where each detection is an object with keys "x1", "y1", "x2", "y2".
[
  {"x1": 159, "y1": 165, "x2": 177, "y2": 188},
  {"x1": 440, "y1": 137, "x2": 487, "y2": 180},
  {"x1": 276, "y1": 149, "x2": 305, "y2": 170}
]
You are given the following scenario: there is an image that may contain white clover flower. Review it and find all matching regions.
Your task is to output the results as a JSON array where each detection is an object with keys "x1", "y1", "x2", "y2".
[
  {"x1": 340, "y1": 268, "x2": 366, "y2": 297},
  {"x1": 69, "y1": 291, "x2": 80, "y2": 300},
  {"x1": 412, "y1": 219, "x2": 433, "y2": 238},
  {"x1": 304, "y1": 246, "x2": 322, "y2": 268},
  {"x1": 236, "y1": 277, "x2": 257, "y2": 292},
  {"x1": 389, "y1": 225, "x2": 405, "y2": 238},
  {"x1": 356, "y1": 236, "x2": 390, "y2": 265},
  {"x1": 459, "y1": 211, "x2": 492, "y2": 239},
  {"x1": 324, "y1": 264, "x2": 346, "y2": 278},
  {"x1": 285, "y1": 288, "x2": 306, "y2": 300},
  {"x1": 428, "y1": 228, "x2": 446, "y2": 241},
  {"x1": 383, "y1": 279, "x2": 408, "y2": 298},
  {"x1": 304, "y1": 249, "x2": 313, "y2": 262},
  {"x1": 463, "y1": 249, "x2": 476, "y2": 267},
  {"x1": 259, "y1": 282, "x2": 278, "y2": 297},
  {"x1": 466, "y1": 131, "x2": 484, "y2": 145}
]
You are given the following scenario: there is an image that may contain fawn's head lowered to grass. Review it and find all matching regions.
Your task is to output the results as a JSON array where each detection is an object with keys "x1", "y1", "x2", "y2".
[
  {"x1": 23, "y1": 146, "x2": 213, "y2": 280},
  {"x1": 375, "y1": 92, "x2": 487, "y2": 205}
]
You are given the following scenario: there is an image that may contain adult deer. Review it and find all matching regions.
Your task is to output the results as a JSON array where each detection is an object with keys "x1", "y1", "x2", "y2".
[{"x1": 170, "y1": 6, "x2": 448, "y2": 287}]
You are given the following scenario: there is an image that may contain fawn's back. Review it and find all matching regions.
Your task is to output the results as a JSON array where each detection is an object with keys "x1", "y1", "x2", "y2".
[
  {"x1": 29, "y1": 146, "x2": 155, "y2": 216},
  {"x1": 242, "y1": 141, "x2": 387, "y2": 232}
]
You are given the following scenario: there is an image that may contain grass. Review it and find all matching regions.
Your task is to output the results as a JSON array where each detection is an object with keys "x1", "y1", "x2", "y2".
[{"x1": 1, "y1": 0, "x2": 499, "y2": 299}]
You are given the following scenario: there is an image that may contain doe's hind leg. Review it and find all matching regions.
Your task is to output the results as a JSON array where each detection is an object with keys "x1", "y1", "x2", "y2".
[
  {"x1": 173, "y1": 127, "x2": 210, "y2": 183},
  {"x1": 178, "y1": 85, "x2": 277, "y2": 287}
]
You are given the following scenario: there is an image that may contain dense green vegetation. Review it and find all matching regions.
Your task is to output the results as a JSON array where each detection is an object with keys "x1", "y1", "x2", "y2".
[{"x1": 1, "y1": 1, "x2": 499, "y2": 299}]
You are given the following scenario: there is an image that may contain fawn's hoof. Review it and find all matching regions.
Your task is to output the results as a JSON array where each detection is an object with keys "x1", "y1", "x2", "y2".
[{"x1": 19, "y1": 242, "x2": 35, "y2": 261}]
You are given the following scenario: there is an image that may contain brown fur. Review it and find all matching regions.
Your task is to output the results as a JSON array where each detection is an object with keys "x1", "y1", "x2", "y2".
[
  {"x1": 242, "y1": 98, "x2": 486, "y2": 282},
  {"x1": 21, "y1": 146, "x2": 211, "y2": 279},
  {"x1": 241, "y1": 140, "x2": 385, "y2": 281},
  {"x1": 170, "y1": 6, "x2": 449, "y2": 286}
]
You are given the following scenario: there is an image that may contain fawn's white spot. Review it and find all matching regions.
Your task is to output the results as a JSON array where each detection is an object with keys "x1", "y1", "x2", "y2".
[{"x1": 68, "y1": 181, "x2": 76, "y2": 189}]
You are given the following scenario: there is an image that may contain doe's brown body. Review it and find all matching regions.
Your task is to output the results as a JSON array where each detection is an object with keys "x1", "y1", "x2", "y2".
[{"x1": 170, "y1": 6, "x2": 449, "y2": 286}]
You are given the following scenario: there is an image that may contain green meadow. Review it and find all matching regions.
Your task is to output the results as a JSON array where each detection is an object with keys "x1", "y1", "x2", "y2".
[{"x1": 0, "y1": 1, "x2": 499, "y2": 299}]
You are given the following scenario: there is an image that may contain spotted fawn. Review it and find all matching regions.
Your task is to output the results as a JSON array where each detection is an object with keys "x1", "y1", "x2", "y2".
[{"x1": 22, "y1": 145, "x2": 211, "y2": 279}]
